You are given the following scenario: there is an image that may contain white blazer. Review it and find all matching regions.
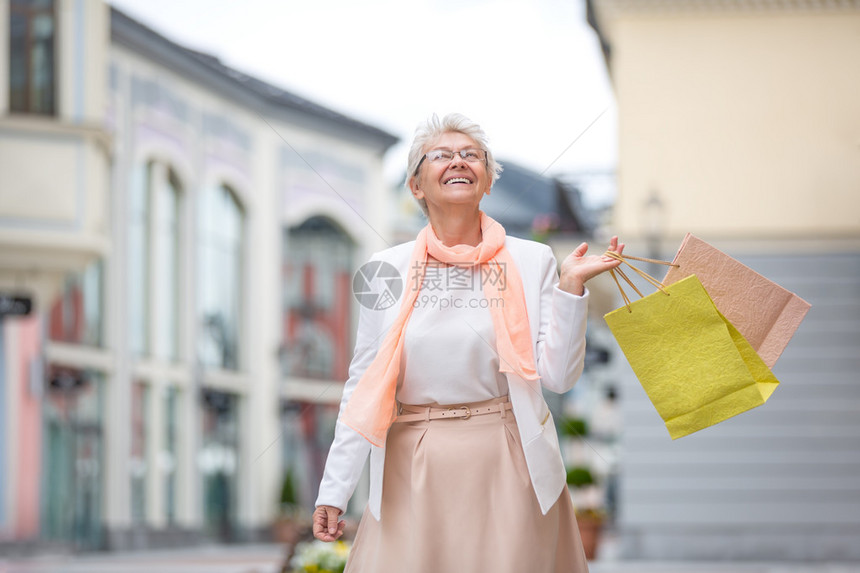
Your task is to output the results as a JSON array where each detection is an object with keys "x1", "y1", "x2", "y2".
[{"x1": 315, "y1": 235, "x2": 589, "y2": 520}]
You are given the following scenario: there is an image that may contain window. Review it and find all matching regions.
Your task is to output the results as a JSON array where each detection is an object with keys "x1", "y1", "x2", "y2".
[
  {"x1": 128, "y1": 161, "x2": 183, "y2": 360},
  {"x1": 282, "y1": 217, "x2": 354, "y2": 380},
  {"x1": 280, "y1": 401, "x2": 339, "y2": 513},
  {"x1": 9, "y1": 0, "x2": 56, "y2": 115},
  {"x1": 49, "y1": 260, "x2": 103, "y2": 347},
  {"x1": 154, "y1": 170, "x2": 181, "y2": 361},
  {"x1": 43, "y1": 370, "x2": 105, "y2": 550},
  {"x1": 129, "y1": 380, "x2": 149, "y2": 524},
  {"x1": 163, "y1": 386, "x2": 180, "y2": 524},
  {"x1": 200, "y1": 390, "x2": 239, "y2": 541},
  {"x1": 198, "y1": 184, "x2": 244, "y2": 370}
]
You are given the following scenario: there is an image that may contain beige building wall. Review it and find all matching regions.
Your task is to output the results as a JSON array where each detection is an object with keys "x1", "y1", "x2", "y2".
[
  {"x1": 0, "y1": 0, "x2": 111, "y2": 304},
  {"x1": 595, "y1": 4, "x2": 860, "y2": 244},
  {"x1": 590, "y1": 1, "x2": 860, "y2": 561}
]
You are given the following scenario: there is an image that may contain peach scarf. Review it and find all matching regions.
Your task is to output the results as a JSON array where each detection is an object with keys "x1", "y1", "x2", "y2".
[{"x1": 342, "y1": 212, "x2": 538, "y2": 447}]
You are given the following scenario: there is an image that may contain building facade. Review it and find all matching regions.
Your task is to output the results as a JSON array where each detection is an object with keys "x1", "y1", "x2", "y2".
[
  {"x1": 1, "y1": 0, "x2": 396, "y2": 551},
  {"x1": 589, "y1": 0, "x2": 860, "y2": 560}
]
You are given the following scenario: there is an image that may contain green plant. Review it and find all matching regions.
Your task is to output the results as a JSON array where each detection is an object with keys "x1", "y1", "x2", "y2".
[
  {"x1": 274, "y1": 467, "x2": 312, "y2": 547},
  {"x1": 559, "y1": 416, "x2": 589, "y2": 438},
  {"x1": 566, "y1": 465, "x2": 596, "y2": 488},
  {"x1": 280, "y1": 468, "x2": 299, "y2": 509}
]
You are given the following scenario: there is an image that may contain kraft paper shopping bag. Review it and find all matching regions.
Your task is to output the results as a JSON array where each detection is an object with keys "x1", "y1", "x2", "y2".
[{"x1": 663, "y1": 234, "x2": 810, "y2": 368}]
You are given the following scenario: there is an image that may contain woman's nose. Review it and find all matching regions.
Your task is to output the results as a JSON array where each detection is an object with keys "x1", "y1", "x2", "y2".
[{"x1": 449, "y1": 153, "x2": 467, "y2": 167}]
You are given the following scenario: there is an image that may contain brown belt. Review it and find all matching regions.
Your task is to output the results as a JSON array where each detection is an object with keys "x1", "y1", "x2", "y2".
[{"x1": 393, "y1": 397, "x2": 512, "y2": 423}]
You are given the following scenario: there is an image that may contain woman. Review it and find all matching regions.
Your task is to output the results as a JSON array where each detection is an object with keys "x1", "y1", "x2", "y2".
[{"x1": 312, "y1": 113, "x2": 623, "y2": 572}]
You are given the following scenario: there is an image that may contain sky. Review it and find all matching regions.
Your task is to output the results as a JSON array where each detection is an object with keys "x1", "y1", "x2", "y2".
[{"x1": 108, "y1": 0, "x2": 617, "y2": 207}]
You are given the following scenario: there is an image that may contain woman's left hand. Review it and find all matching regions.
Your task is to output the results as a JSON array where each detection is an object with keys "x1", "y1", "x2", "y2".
[{"x1": 558, "y1": 236, "x2": 625, "y2": 296}]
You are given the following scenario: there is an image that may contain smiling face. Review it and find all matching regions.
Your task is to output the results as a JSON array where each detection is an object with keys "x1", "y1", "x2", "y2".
[{"x1": 409, "y1": 131, "x2": 491, "y2": 218}]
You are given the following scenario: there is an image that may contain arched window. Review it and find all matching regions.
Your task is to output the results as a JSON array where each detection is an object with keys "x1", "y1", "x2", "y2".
[
  {"x1": 282, "y1": 216, "x2": 354, "y2": 380},
  {"x1": 128, "y1": 161, "x2": 183, "y2": 360},
  {"x1": 197, "y1": 184, "x2": 244, "y2": 370},
  {"x1": 153, "y1": 169, "x2": 181, "y2": 361}
]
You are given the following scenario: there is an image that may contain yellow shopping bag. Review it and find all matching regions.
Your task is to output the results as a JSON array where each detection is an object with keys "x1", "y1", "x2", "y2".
[{"x1": 603, "y1": 253, "x2": 779, "y2": 439}]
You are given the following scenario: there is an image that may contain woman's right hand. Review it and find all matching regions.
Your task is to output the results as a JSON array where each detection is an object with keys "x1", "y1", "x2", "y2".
[
  {"x1": 558, "y1": 235, "x2": 625, "y2": 295},
  {"x1": 312, "y1": 505, "x2": 345, "y2": 542}
]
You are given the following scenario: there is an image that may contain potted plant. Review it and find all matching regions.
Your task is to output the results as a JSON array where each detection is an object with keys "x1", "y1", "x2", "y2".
[
  {"x1": 558, "y1": 415, "x2": 589, "y2": 463},
  {"x1": 273, "y1": 468, "x2": 310, "y2": 547},
  {"x1": 566, "y1": 464, "x2": 606, "y2": 560},
  {"x1": 560, "y1": 414, "x2": 607, "y2": 560}
]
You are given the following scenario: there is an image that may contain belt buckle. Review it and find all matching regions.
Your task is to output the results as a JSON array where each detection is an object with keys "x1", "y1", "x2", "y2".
[{"x1": 447, "y1": 405, "x2": 471, "y2": 420}]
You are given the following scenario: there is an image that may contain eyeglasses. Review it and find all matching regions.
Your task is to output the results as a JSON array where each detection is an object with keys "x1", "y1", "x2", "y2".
[{"x1": 414, "y1": 148, "x2": 487, "y2": 175}]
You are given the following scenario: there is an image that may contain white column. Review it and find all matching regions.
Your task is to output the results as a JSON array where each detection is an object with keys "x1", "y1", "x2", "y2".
[
  {"x1": 243, "y1": 128, "x2": 282, "y2": 531},
  {"x1": 0, "y1": 0, "x2": 9, "y2": 116},
  {"x1": 146, "y1": 380, "x2": 165, "y2": 528},
  {"x1": 176, "y1": 381, "x2": 196, "y2": 529},
  {"x1": 177, "y1": 107, "x2": 204, "y2": 530},
  {"x1": 145, "y1": 163, "x2": 165, "y2": 529},
  {"x1": 104, "y1": 58, "x2": 132, "y2": 535},
  {"x1": 1, "y1": 320, "x2": 19, "y2": 535}
]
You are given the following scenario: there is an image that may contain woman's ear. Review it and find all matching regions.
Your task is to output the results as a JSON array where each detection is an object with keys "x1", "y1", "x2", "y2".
[{"x1": 409, "y1": 176, "x2": 424, "y2": 199}]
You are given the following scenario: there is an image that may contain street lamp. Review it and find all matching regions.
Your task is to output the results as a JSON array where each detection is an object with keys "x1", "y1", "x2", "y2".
[{"x1": 642, "y1": 189, "x2": 666, "y2": 272}]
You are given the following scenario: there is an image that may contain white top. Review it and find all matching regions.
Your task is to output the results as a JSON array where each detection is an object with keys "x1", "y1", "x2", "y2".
[
  {"x1": 396, "y1": 263, "x2": 508, "y2": 405},
  {"x1": 315, "y1": 236, "x2": 591, "y2": 519}
]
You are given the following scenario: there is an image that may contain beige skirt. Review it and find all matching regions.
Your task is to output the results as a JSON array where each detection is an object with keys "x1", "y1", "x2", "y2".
[{"x1": 345, "y1": 396, "x2": 589, "y2": 573}]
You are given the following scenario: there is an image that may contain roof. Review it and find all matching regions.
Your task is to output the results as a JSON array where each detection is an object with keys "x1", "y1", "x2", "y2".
[
  {"x1": 586, "y1": 0, "x2": 612, "y2": 72},
  {"x1": 109, "y1": 6, "x2": 399, "y2": 150},
  {"x1": 468, "y1": 160, "x2": 594, "y2": 238}
]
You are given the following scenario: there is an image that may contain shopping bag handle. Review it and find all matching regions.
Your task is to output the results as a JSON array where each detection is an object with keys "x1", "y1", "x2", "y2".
[{"x1": 604, "y1": 251, "x2": 678, "y2": 313}]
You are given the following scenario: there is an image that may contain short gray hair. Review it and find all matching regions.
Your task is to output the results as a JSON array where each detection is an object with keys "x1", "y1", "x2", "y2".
[{"x1": 406, "y1": 113, "x2": 503, "y2": 216}]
